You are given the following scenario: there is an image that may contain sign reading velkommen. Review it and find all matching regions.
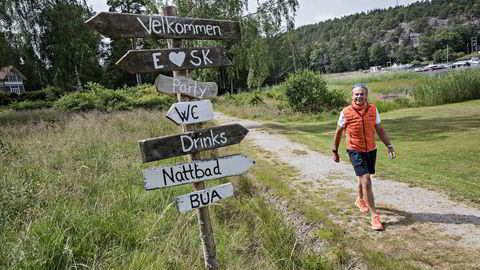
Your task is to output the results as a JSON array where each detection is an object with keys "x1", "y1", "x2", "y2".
[{"x1": 85, "y1": 12, "x2": 241, "y2": 40}]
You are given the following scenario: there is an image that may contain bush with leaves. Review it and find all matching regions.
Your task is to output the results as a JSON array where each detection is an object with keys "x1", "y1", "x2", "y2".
[{"x1": 284, "y1": 70, "x2": 346, "y2": 112}]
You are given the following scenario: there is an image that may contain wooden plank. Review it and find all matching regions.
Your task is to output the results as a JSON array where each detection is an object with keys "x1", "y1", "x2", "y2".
[
  {"x1": 166, "y1": 100, "x2": 213, "y2": 125},
  {"x1": 85, "y1": 12, "x2": 241, "y2": 40},
  {"x1": 138, "y1": 124, "x2": 248, "y2": 163},
  {"x1": 144, "y1": 154, "x2": 254, "y2": 190},
  {"x1": 155, "y1": 74, "x2": 218, "y2": 99},
  {"x1": 116, "y1": 47, "x2": 232, "y2": 74},
  {"x1": 175, "y1": 183, "x2": 234, "y2": 213}
]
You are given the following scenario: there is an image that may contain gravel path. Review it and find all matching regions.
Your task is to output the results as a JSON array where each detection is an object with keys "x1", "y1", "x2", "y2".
[{"x1": 214, "y1": 112, "x2": 480, "y2": 250}]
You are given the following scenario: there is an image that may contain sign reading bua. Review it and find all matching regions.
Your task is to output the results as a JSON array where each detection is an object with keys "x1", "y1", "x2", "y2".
[
  {"x1": 175, "y1": 183, "x2": 234, "y2": 213},
  {"x1": 166, "y1": 100, "x2": 214, "y2": 125},
  {"x1": 116, "y1": 47, "x2": 232, "y2": 74},
  {"x1": 138, "y1": 124, "x2": 248, "y2": 163},
  {"x1": 85, "y1": 12, "x2": 241, "y2": 40},
  {"x1": 143, "y1": 154, "x2": 255, "y2": 190},
  {"x1": 155, "y1": 74, "x2": 218, "y2": 99}
]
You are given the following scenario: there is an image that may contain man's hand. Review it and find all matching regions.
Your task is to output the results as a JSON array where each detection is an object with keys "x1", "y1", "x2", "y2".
[
  {"x1": 388, "y1": 145, "x2": 396, "y2": 159},
  {"x1": 333, "y1": 152, "x2": 340, "y2": 162}
]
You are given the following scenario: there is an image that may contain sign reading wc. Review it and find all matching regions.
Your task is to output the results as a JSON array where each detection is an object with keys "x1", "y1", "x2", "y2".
[{"x1": 166, "y1": 100, "x2": 213, "y2": 125}]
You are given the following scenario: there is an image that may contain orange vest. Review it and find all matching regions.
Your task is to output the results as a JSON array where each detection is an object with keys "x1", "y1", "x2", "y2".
[{"x1": 343, "y1": 104, "x2": 377, "y2": 152}]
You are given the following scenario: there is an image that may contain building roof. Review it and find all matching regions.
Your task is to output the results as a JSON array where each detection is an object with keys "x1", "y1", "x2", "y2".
[{"x1": 0, "y1": 65, "x2": 27, "y2": 80}]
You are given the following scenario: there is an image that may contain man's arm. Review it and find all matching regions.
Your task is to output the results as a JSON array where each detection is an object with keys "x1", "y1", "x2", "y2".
[
  {"x1": 332, "y1": 126, "x2": 344, "y2": 162},
  {"x1": 376, "y1": 124, "x2": 396, "y2": 159}
]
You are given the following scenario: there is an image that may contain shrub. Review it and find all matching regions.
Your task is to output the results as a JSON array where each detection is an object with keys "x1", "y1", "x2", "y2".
[
  {"x1": 54, "y1": 92, "x2": 98, "y2": 111},
  {"x1": 133, "y1": 94, "x2": 172, "y2": 110},
  {"x1": 0, "y1": 93, "x2": 11, "y2": 106},
  {"x1": 284, "y1": 70, "x2": 345, "y2": 112},
  {"x1": 10, "y1": 100, "x2": 52, "y2": 110}
]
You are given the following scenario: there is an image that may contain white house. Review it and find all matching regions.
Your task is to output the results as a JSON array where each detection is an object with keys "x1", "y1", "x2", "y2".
[{"x1": 0, "y1": 66, "x2": 27, "y2": 95}]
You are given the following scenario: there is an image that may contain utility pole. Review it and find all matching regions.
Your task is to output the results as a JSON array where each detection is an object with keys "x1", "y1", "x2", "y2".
[{"x1": 446, "y1": 44, "x2": 449, "y2": 63}]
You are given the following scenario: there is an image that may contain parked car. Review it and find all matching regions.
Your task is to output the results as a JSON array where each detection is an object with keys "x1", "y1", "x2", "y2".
[
  {"x1": 468, "y1": 57, "x2": 480, "y2": 65},
  {"x1": 451, "y1": 61, "x2": 470, "y2": 68}
]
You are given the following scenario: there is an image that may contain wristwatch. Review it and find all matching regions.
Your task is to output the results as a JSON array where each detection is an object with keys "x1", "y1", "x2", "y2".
[{"x1": 332, "y1": 149, "x2": 338, "y2": 154}]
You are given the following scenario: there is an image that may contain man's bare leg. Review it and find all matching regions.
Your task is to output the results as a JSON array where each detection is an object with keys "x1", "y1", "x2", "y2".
[
  {"x1": 357, "y1": 176, "x2": 363, "y2": 200},
  {"x1": 360, "y1": 174, "x2": 378, "y2": 216}
]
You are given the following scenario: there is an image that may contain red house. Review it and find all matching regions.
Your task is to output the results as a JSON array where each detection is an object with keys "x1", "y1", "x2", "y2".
[{"x1": 0, "y1": 66, "x2": 26, "y2": 95}]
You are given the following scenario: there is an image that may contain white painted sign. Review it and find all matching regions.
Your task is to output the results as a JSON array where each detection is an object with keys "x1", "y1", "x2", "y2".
[
  {"x1": 155, "y1": 74, "x2": 218, "y2": 99},
  {"x1": 175, "y1": 183, "x2": 234, "y2": 213},
  {"x1": 143, "y1": 154, "x2": 255, "y2": 190},
  {"x1": 166, "y1": 100, "x2": 213, "y2": 125}
]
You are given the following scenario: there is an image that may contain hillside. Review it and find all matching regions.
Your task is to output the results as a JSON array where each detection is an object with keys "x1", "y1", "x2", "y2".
[{"x1": 267, "y1": 0, "x2": 480, "y2": 82}]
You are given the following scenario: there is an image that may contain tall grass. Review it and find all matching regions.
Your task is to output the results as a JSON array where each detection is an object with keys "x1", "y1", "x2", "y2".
[
  {"x1": 0, "y1": 109, "x2": 332, "y2": 269},
  {"x1": 412, "y1": 68, "x2": 480, "y2": 106}
]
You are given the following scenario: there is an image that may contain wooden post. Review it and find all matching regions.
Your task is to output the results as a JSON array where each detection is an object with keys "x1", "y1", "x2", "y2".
[{"x1": 163, "y1": 6, "x2": 219, "y2": 270}]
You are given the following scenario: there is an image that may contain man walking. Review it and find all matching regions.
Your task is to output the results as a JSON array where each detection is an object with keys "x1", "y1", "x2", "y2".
[{"x1": 332, "y1": 83, "x2": 396, "y2": 231}]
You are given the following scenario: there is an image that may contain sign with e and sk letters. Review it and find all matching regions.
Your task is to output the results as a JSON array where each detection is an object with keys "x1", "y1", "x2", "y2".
[
  {"x1": 175, "y1": 183, "x2": 234, "y2": 213},
  {"x1": 85, "y1": 12, "x2": 241, "y2": 40},
  {"x1": 155, "y1": 74, "x2": 218, "y2": 99},
  {"x1": 116, "y1": 47, "x2": 232, "y2": 74},
  {"x1": 166, "y1": 100, "x2": 214, "y2": 125}
]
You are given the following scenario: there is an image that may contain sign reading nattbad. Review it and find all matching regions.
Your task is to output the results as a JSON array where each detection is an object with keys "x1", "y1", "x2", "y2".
[
  {"x1": 86, "y1": 12, "x2": 241, "y2": 40},
  {"x1": 116, "y1": 47, "x2": 232, "y2": 74},
  {"x1": 166, "y1": 100, "x2": 213, "y2": 125},
  {"x1": 138, "y1": 124, "x2": 248, "y2": 163},
  {"x1": 155, "y1": 74, "x2": 218, "y2": 99},
  {"x1": 176, "y1": 183, "x2": 234, "y2": 213},
  {"x1": 144, "y1": 154, "x2": 255, "y2": 190}
]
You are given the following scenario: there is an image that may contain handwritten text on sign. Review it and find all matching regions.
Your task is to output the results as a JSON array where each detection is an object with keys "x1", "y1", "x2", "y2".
[
  {"x1": 138, "y1": 124, "x2": 248, "y2": 163},
  {"x1": 166, "y1": 100, "x2": 213, "y2": 125},
  {"x1": 85, "y1": 12, "x2": 241, "y2": 40},
  {"x1": 175, "y1": 183, "x2": 234, "y2": 213},
  {"x1": 116, "y1": 47, "x2": 232, "y2": 74},
  {"x1": 155, "y1": 74, "x2": 218, "y2": 99},
  {"x1": 144, "y1": 154, "x2": 255, "y2": 190}
]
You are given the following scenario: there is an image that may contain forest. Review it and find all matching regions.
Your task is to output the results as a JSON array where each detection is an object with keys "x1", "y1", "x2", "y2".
[{"x1": 1, "y1": 0, "x2": 479, "y2": 93}]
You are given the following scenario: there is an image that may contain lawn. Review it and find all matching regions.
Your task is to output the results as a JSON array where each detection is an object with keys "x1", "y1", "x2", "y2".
[{"x1": 261, "y1": 99, "x2": 480, "y2": 204}]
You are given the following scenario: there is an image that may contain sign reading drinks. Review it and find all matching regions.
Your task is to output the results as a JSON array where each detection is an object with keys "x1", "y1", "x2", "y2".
[
  {"x1": 155, "y1": 74, "x2": 218, "y2": 99},
  {"x1": 175, "y1": 183, "x2": 234, "y2": 213},
  {"x1": 138, "y1": 124, "x2": 249, "y2": 163},
  {"x1": 143, "y1": 155, "x2": 255, "y2": 190},
  {"x1": 116, "y1": 47, "x2": 232, "y2": 74},
  {"x1": 85, "y1": 12, "x2": 241, "y2": 40}
]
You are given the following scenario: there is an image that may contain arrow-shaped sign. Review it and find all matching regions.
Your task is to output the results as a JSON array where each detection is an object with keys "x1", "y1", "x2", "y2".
[
  {"x1": 85, "y1": 12, "x2": 241, "y2": 40},
  {"x1": 155, "y1": 74, "x2": 218, "y2": 99},
  {"x1": 166, "y1": 100, "x2": 213, "y2": 125},
  {"x1": 175, "y1": 183, "x2": 234, "y2": 213},
  {"x1": 116, "y1": 47, "x2": 232, "y2": 74},
  {"x1": 138, "y1": 124, "x2": 249, "y2": 163},
  {"x1": 144, "y1": 154, "x2": 254, "y2": 190}
]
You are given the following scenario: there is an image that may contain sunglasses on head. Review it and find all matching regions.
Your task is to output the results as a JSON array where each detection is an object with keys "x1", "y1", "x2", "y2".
[{"x1": 352, "y1": 83, "x2": 368, "y2": 93}]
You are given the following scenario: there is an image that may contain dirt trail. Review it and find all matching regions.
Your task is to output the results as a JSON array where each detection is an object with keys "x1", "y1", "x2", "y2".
[{"x1": 215, "y1": 112, "x2": 480, "y2": 268}]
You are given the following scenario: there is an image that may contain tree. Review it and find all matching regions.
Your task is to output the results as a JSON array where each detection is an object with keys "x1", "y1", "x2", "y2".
[{"x1": 369, "y1": 44, "x2": 387, "y2": 66}]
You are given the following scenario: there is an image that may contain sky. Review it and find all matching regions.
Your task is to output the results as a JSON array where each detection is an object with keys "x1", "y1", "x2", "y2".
[{"x1": 85, "y1": 0, "x2": 421, "y2": 28}]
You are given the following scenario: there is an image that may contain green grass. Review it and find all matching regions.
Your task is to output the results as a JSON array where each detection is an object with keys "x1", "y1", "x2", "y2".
[
  {"x1": 262, "y1": 99, "x2": 480, "y2": 204},
  {"x1": 0, "y1": 109, "x2": 337, "y2": 269}
]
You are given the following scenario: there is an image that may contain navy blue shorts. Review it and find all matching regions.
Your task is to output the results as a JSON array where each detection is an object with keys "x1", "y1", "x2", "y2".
[{"x1": 347, "y1": 149, "x2": 377, "y2": 177}]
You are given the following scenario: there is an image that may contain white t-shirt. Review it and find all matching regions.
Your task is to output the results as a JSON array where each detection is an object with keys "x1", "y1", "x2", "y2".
[{"x1": 337, "y1": 108, "x2": 381, "y2": 128}]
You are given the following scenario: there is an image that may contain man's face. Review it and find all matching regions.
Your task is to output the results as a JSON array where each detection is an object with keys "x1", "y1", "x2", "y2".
[{"x1": 352, "y1": 87, "x2": 367, "y2": 105}]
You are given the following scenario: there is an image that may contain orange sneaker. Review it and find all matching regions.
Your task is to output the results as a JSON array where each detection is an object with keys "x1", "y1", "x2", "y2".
[
  {"x1": 355, "y1": 198, "x2": 369, "y2": 213},
  {"x1": 371, "y1": 215, "x2": 384, "y2": 231}
]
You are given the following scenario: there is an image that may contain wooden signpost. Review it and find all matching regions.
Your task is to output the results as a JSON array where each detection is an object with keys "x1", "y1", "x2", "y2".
[
  {"x1": 155, "y1": 74, "x2": 218, "y2": 99},
  {"x1": 138, "y1": 124, "x2": 248, "y2": 162},
  {"x1": 176, "y1": 183, "x2": 234, "y2": 213},
  {"x1": 143, "y1": 154, "x2": 255, "y2": 190},
  {"x1": 116, "y1": 47, "x2": 232, "y2": 74},
  {"x1": 85, "y1": 12, "x2": 241, "y2": 40},
  {"x1": 87, "y1": 6, "x2": 245, "y2": 270},
  {"x1": 166, "y1": 100, "x2": 214, "y2": 125}
]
